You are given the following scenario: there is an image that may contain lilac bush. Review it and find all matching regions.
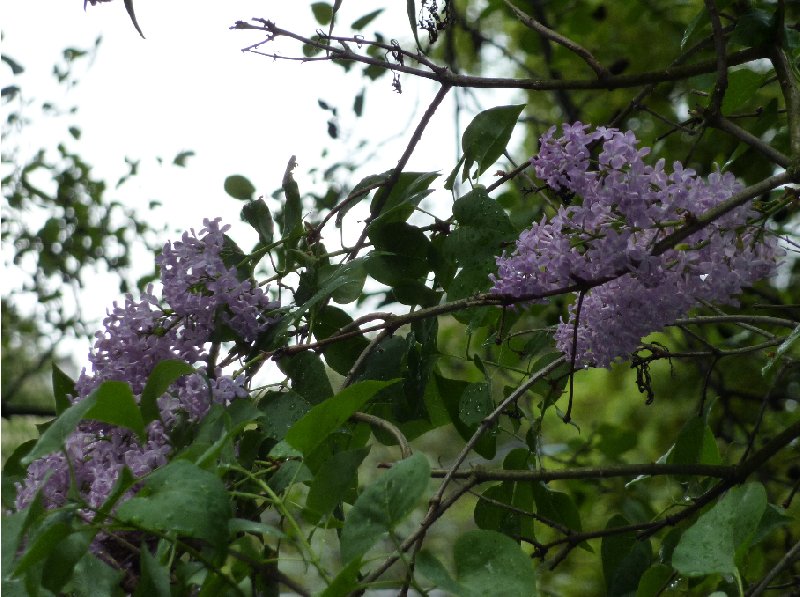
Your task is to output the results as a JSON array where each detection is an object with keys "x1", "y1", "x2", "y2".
[
  {"x1": 491, "y1": 123, "x2": 782, "y2": 367},
  {"x1": 15, "y1": 218, "x2": 279, "y2": 511}
]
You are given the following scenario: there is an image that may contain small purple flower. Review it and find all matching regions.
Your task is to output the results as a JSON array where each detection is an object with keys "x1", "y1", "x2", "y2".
[
  {"x1": 16, "y1": 218, "x2": 279, "y2": 522},
  {"x1": 494, "y1": 123, "x2": 782, "y2": 367}
]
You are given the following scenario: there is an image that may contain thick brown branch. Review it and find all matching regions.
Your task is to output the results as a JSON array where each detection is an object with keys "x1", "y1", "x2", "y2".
[{"x1": 771, "y1": 0, "x2": 800, "y2": 158}]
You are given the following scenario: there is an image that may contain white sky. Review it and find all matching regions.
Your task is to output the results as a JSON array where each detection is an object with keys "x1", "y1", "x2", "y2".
[{"x1": 4, "y1": 2, "x2": 510, "y2": 367}]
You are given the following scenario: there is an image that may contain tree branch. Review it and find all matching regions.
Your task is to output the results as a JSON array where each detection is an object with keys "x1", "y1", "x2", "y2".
[
  {"x1": 346, "y1": 83, "x2": 452, "y2": 260},
  {"x1": 703, "y1": 0, "x2": 728, "y2": 115},
  {"x1": 702, "y1": 112, "x2": 791, "y2": 167},
  {"x1": 234, "y1": 20, "x2": 767, "y2": 93},
  {"x1": 416, "y1": 462, "x2": 736, "y2": 482},
  {"x1": 770, "y1": 0, "x2": 800, "y2": 159},
  {"x1": 651, "y1": 170, "x2": 798, "y2": 256},
  {"x1": 504, "y1": 0, "x2": 610, "y2": 80},
  {"x1": 746, "y1": 538, "x2": 800, "y2": 596},
  {"x1": 351, "y1": 411, "x2": 412, "y2": 458}
]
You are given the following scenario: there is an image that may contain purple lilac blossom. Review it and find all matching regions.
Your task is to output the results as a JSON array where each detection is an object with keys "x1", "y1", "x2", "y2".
[
  {"x1": 491, "y1": 123, "x2": 781, "y2": 368},
  {"x1": 15, "y1": 218, "x2": 279, "y2": 513}
]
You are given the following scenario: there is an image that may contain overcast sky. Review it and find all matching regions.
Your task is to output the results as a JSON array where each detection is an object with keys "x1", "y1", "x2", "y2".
[{"x1": 4, "y1": 2, "x2": 479, "y2": 363}]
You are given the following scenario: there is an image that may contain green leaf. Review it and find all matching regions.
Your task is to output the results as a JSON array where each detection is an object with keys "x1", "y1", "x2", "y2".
[
  {"x1": 259, "y1": 390, "x2": 311, "y2": 441},
  {"x1": 751, "y1": 503, "x2": 792, "y2": 544},
  {"x1": 220, "y1": 234, "x2": 252, "y2": 282},
  {"x1": 433, "y1": 374, "x2": 496, "y2": 459},
  {"x1": 241, "y1": 198, "x2": 274, "y2": 245},
  {"x1": 596, "y1": 423, "x2": 638, "y2": 460},
  {"x1": 172, "y1": 150, "x2": 194, "y2": 167},
  {"x1": 353, "y1": 88, "x2": 365, "y2": 117},
  {"x1": 681, "y1": 9, "x2": 708, "y2": 49},
  {"x1": 134, "y1": 543, "x2": 171, "y2": 597},
  {"x1": 223, "y1": 174, "x2": 256, "y2": 200},
  {"x1": 314, "y1": 305, "x2": 370, "y2": 376},
  {"x1": 672, "y1": 483, "x2": 767, "y2": 577},
  {"x1": 730, "y1": 9, "x2": 776, "y2": 48},
  {"x1": 320, "y1": 557, "x2": 363, "y2": 597},
  {"x1": 319, "y1": 260, "x2": 367, "y2": 305},
  {"x1": 281, "y1": 156, "x2": 302, "y2": 239},
  {"x1": 2, "y1": 510, "x2": 27, "y2": 576},
  {"x1": 285, "y1": 380, "x2": 398, "y2": 454},
  {"x1": 532, "y1": 482, "x2": 583, "y2": 533},
  {"x1": 52, "y1": 363, "x2": 75, "y2": 415},
  {"x1": 461, "y1": 104, "x2": 525, "y2": 180},
  {"x1": 336, "y1": 172, "x2": 389, "y2": 228},
  {"x1": 445, "y1": 154, "x2": 467, "y2": 191},
  {"x1": 390, "y1": 281, "x2": 441, "y2": 307},
  {"x1": 22, "y1": 381, "x2": 144, "y2": 464},
  {"x1": 42, "y1": 529, "x2": 95, "y2": 593},
  {"x1": 473, "y1": 483, "x2": 520, "y2": 537},
  {"x1": 140, "y1": 360, "x2": 195, "y2": 425},
  {"x1": 295, "y1": 258, "x2": 368, "y2": 315},
  {"x1": 305, "y1": 447, "x2": 370, "y2": 522},
  {"x1": 407, "y1": 0, "x2": 422, "y2": 51},
  {"x1": 279, "y1": 352, "x2": 333, "y2": 405},
  {"x1": 357, "y1": 335, "x2": 406, "y2": 382},
  {"x1": 71, "y1": 553, "x2": 125, "y2": 597},
  {"x1": 601, "y1": 515, "x2": 651, "y2": 596},
  {"x1": 351, "y1": 9, "x2": 383, "y2": 30},
  {"x1": 721, "y1": 69, "x2": 763, "y2": 113},
  {"x1": 443, "y1": 186, "x2": 516, "y2": 271},
  {"x1": 311, "y1": 2, "x2": 333, "y2": 25},
  {"x1": 762, "y1": 323, "x2": 800, "y2": 375},
  {"x1": 96, "y1": 467, "x2": 136, "y2": 522},
  {"x1": 636, "y1": 564, "x2": 674, "y2": 597},
  {"x1": 369, "y1": 171, "x2": 438, "y2": 224},
  {"x1": 228, "y1": 518, "x2": 286, "y2": 539},
  {"x1": 667, "y1": 417, "x2": 722, "y2": 467},
  {"x1": 452, "y1": 185, "x2": 515, "y2": 231},
  {"x1": 416, "y1": 550, "x2": 464, "y2": 595},
  {"x1": 12, "y1": 514, "x2": 74, "y2": 577},
  {"x1": 340, "y1": 453, "x2": 430, "y2": 562},
  {"x1": 366, "y1": 222, "x2": 431, "y2": 285},
  {"x1": 83, "y1": 381, "x2": 146, "y2": 441},
  {"x1": 116, "y1": 460, "x2": 232, "y2": 546},
  {"x1": 269, "y1": 460, "x2": 313, "y2": 495},
  {"x1": 453, "y1": 530, "x2": 537, "y2": 597},
  {"x1": 459, "y1": 382, "x2": 492, "y2": 426}
]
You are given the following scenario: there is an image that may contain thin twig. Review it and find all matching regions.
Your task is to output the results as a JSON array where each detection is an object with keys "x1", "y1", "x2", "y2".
[
  {"x1": 504, "y1": 0, "x2": 609, "y2": 79},
  {"x1": 564, "y1": 290, "x2": 586, "y2": 423},
  {"x1": 351, "y1": 411, "x2": 412, "y2": 458},
  {"x1": 486, "y1": 160, "x2": 532, "y2": 193},
  {"x1": 745, "y1": 538, "x2": 800, "y2": 597},
  {"x1": 703, "y1": 0, "x2": 728, "y2": 115},
  {"x1": 673, "y1": 314, "x2": 796, "y2": 330},
  {"x1": 346, "y1": 84, "x2": 452, "y2": 260},
  {"x1": 412, "y1": 462, "x2": 736, "y2": 482},
  {"x1": 651, "y1": 170, "x2": 798, "y2": 255},
  {"x1": 703, "y1": 112, "x2": 791, "y2": 167},
  {"x1": 235, "y1": 21, "x2": 767, "y2": 93},
  {"x1": 343, "y1": 326, "x2": 396, "y2": 386},
  {"x1": 362, "y1": 358, "x2": 566, "y2": 582}
]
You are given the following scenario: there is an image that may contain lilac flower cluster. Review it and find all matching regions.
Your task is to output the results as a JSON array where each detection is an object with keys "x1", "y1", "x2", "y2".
[
  {"x1": 491, "y1": 123, "x2": 780, "y2": 367},
  {"x1": 16, "y1": 218, "x2": 278, "y2": 511}
]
